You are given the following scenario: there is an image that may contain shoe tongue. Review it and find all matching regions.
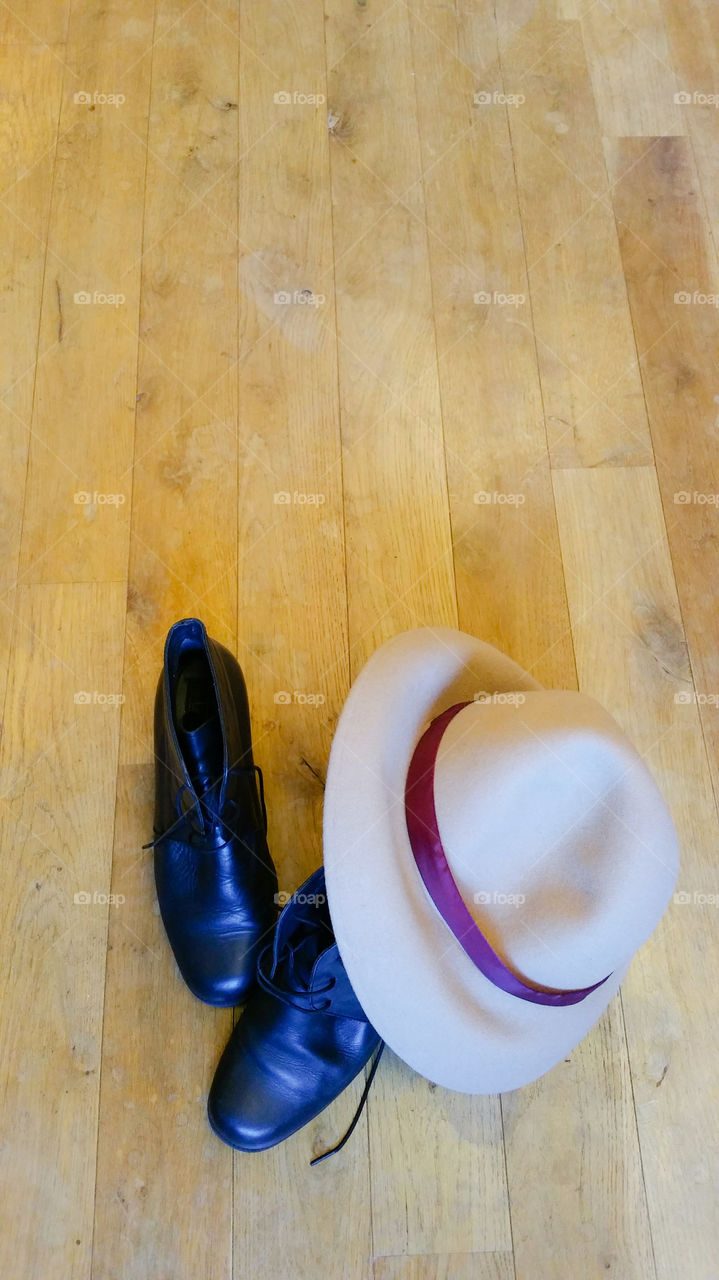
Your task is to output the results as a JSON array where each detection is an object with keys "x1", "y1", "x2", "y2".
[
  {"x1": 272, "y1": 911, "x2": 320, "y2": 983},
  {"x1": 287, "y1": 931, "x2": 325, "y2": 988},
  {"x1": 270, "y1": 870, "x2": 331, "y2": 984},
  {"x1": 177, "y1": 713, "x2": 222, "y2": 798},
  {"x1": 272, "y1": 909, "x2": 332, "y2": 992}
]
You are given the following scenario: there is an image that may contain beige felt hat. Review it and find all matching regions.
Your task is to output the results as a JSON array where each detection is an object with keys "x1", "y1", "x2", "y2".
[{"x1": 323, "y1": 627, "x2": 679, "y2": 1093}]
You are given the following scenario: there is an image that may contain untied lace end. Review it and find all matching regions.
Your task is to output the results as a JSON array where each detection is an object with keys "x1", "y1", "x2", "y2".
[{"x1": 309, "y1": 1040, "x2": 385, "y2": 1167}]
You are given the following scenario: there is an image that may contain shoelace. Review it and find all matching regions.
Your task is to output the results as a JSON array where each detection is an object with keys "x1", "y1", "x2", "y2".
[
  {"x1": 309, "y1": 1042, "x2": 384, "y2": 1166},
  {"x1": 257, "y1": 937, "x2": 385, "y2": 1166},
  {"x1": 143, "y1": 764, "x2": 267, "y2": 849}
]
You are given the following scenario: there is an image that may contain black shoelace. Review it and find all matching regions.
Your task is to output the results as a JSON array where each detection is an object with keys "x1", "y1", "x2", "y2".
[
  {"x1": 309, "y1": 1042, "x2": 385, "y2": 1166},
  {"x1": 257, "y1": 938, "x2": 385, "y2": 1165},
  {"x1": 143, "y1": 764, "x2": 267, "y2": 849}
]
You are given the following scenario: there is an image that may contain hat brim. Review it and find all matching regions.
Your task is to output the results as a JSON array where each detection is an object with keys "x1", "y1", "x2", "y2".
[{"x1": 323, "y1": 627, "x2": 627, "y2": 1093}]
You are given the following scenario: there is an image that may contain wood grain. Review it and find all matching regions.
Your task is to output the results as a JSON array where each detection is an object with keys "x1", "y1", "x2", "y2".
[
  {"x1": 232, "y1": 4, "x2": 371, "y2": 1279},
  {"x1": 606, "y1": 135, "x2": 719, "y2": 800},
  {"x1": 660, "y1": 0, "x2": 719, "y2": 249},
  {"x1": 0, "y1": 0, "x2": 69, "y2": 44},
  {"x1": 0, "y1": 583, "x2": 125, "y2": 1280},
  {"x1": 17, "y1": 0, "x2": 153, "y2": 585},
  {"x1": 92, "y1": 5, "x2": 239, "y2": 1278},
  {"x1": 0, "y1": 41, "x2": 63, "y2": 714},
  {"x1": 553, "y1": 464, "x2": 719, "y2": 1280},
  {"x1": 1, "y1": 1, "x2": 718, "y2": 1276},
  {"x1": 93, "y1": 763, "x2": 232, "y2": 1280},
  {"x1": 408, "y1": 0, "x2": 575, "y2": 685},
  {"x1": 374, "y1": 1253, "x2": 515, "y2": 1280},
  {"x1": 578, "y1": 0, "x2": 684, "y2": 137},
  {"x1": 496, "y1": 3, "x2": 653, "y2": 469}
]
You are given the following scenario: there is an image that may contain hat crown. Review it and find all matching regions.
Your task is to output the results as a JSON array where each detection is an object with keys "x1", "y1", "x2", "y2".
[{"x1": 432, "y1": 693, "x2": 678, "y2": 991}]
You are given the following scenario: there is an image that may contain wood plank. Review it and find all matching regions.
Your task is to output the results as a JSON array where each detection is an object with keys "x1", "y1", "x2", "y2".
[
  {"x1": 326, "y1": 0, "x2": 457, "y2": 667},
  {"x1": 93, "y1": 763, "x2": 233, "y2": 1280},
  {"x1": 374, "y1": 1253, "x2": 515, "y2": 1280},
  {"x1": 325, "y1": 0, "x2": 509, "y2": 1260},
  {"x1": 577, "y1": 0, "x2": 684, "y2": 137},
  {"x1": 0, "y1": 42, "x2": 63, "y2": 716},
  {"x1": 408, "y1": 0, "x2": 575, "y2": 686},
  {"x1": 118, "y1": 0, "x2": 241, "y2": 769},
  {"x1": 553, "y1": 464, "x2": 719, "y2": 1280},
  {"x1": 231, "y1": 3, "x2": 372, "y2": 1279},
  {"x1": 503, "y1": 998, "x2": 655, "y2": 1279},
  {"x1": 0, "y1": 583, "x2": 125, "y2": 1280},
  {"x1": 92, "y1": 5, "x2": 240, "y2": 1278},
  {"x1": 660, "y1": 0, "x2": 719, "y2": 262},
  {"x1": 17, "y1": 0, "x2": 153, "y2": 585},
  {"x1": 0, "y1": 1, "x2": 69, "y2": 44},
  {"x1": 367, "y1": 1050, "x2": 511, "y2": 1256},
  {"x1": 234, "y1": 0, "x2": 349, "y2": 891},
  {"x1": 496, "y1": 3, "x2": 653, "y2": 468},
  {"x1": 606, "y1": 135, "x2": 719, "y2": 800}
]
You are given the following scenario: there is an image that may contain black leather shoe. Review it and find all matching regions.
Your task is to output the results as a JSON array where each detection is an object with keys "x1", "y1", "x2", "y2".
[
  {"x1": 150, "y1": 617, "x2": 278, "y2": 1006},
  {"x1": 207, "y1": 867, "x2": 382, "y2": 1154}
]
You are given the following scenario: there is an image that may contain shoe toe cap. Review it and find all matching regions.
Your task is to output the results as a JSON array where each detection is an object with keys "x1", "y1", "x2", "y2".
[
  {"x1": 174, "y1": 930, "x2": 262, "y2": 1006},
  {"x1": 207, "y1": 1046, "x2": 297, "y2": 1152}
]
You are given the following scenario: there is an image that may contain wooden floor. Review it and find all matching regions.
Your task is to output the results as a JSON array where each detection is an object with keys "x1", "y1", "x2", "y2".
[{"x1": 1, "y1": 1, "x2": 718, "y2": 1277}]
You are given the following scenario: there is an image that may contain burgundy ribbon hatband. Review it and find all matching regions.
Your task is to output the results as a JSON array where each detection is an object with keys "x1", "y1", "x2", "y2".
[{"x1": 404, "y1": 702, "x2": 611, "y2": 1007}]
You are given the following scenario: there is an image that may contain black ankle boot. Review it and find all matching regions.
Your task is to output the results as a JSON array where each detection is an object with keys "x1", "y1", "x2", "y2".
[
  {"x1": 150, "y1": 618, "x2": 278, "y2": 1006},
  {"x1": 208, "y1": 867, "x2": 382, "y2": 1155}
]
